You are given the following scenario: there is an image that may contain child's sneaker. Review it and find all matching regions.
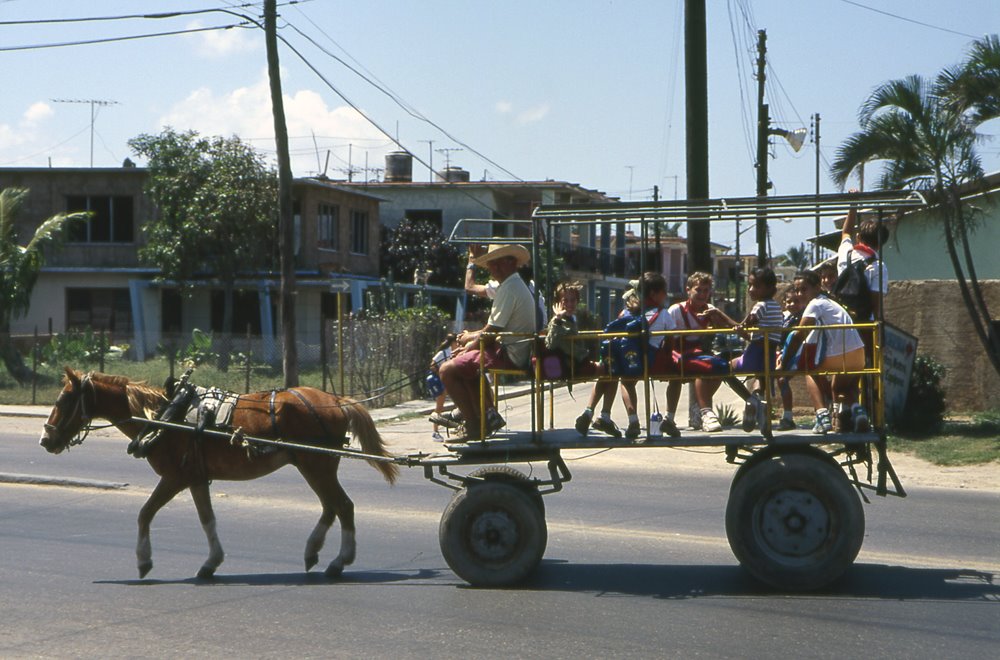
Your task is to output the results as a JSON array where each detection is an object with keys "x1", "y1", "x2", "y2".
[
  {"x1": 853, "y1": 407, "x2": 871, "y2": 433},
  {"x1": 431, "y1": 431, "x2": 444, "y2": 442},
  {"x1": 659, "y1": 417, "x2": 681, "y2": 438},
  {"x1": 575, "y1": 412, "x2": 592, "y2": 436},
  {"x1": 813, "y1": 410, "x2": 833, "y2": 434},
  {"x1": 625, "y1": 420, "x2": 642, "y2": 440},
  {"x1": 742, "y1": 394, "x2": 761, "y2": 432},
  {"x1": 485, "y1": 409, "x2": 506, "y2": 436},
  {"x1": 777, "y1": 417, "x2": 796, "y2": 431},
  {"x1": 591, "y1": 416, "x2": 622, "y2": 438},
  {"x1": 702, "y1": 409, "x2": 723, "y2": 433}
]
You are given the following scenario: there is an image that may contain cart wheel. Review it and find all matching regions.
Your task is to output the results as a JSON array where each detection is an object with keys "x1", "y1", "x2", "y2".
[
  {"x1": 467, "y1": 466, "x2": 545, "y2": 515},
  {"x1": 726, "y1": 452, "x2": 864, "y2": 591},
  {"x1": 440, "y1": 481, "x2": 547, "y2": 587}
]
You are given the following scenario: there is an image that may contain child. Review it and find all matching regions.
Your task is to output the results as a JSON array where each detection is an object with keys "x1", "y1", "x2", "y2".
[
  {"x1": 665, "y1": 272, "x2": 730, "y2": 432},
  {"x1": 701, "y1": 267, "x2": 783, "y2": 432},
  {"x1": 776, "y1": 288, "x2": 804, "y2": 430},
  {"x1": 817, "y1": 261, "x2": 838, "y2": 294},
  {"x1": 428, "y1": 333, "x2": 459, "y2": 441},
  {"x1": 779, "y1": 270, "x2": 867, "y2": 434}
]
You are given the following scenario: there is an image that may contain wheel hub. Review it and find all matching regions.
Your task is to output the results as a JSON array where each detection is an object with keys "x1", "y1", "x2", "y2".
[
  {"x1": 758, "y1": 489, "x2": 830, "y2": 558},
  {"x1": 469, "y1": 510, "x2": 519, "y2": 561}
]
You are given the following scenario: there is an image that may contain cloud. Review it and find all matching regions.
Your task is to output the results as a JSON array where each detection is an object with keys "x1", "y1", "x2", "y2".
[
  {"x1": 185, "y1": 20, "x2": 259, "y2": 58},
  {"x1": 516, "y1": 103, "x2": 550, "y2": 125},
  {"x1": 157, "y1": 71, "x2": 390, "y2": 176},
  {"x1": 23, "y1": 102, "x2": 54, "y2": 124},
  {"x1": 495, "y1": 100, "x2": 512, "y2": 114}
]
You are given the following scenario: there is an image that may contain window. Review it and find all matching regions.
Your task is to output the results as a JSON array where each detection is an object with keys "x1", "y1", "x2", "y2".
[
  {"x1": 350, "y1": 210, "x2": 369, "y2": 255},
  {"x1": 66, "y1": 288, "x2": 133, "y2": 333},
  {"x1": 210, "y1": 289, "x2": 262, "y2": 335},
  {"x1": 318, "y1": 203, "x2": 340, "y2": 249},
  {"x1": 161, "y1": 289, "x2": 183, "y2": 334},
  {"x1": 66, "y1": 195, "x2": 134, "y2": 243}
]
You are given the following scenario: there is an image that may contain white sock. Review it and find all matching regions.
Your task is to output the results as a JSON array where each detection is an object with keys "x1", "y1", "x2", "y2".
[
  {"x1": 600, "y1": 411, "x2": 612, "y2": 421},
  {"x1": 666, "y1": 411, "x2": 675, "y2": 421},
  {"x1": 628, "y1": 413, "x2": 639, "y2": 424},
  {"x1": 782, "y1": 410, "x2": 793, "y2": 421}
]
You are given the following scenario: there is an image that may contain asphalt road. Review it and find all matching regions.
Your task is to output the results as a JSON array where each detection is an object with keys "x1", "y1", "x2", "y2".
[{"x1": 2, "y1": 414, "x2": 998, "y2": 659}]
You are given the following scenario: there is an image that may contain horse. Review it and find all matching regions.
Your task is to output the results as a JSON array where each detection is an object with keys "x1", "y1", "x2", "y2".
[{"x1": 39, "y1": 367, "x2": 398, "y2": 580}]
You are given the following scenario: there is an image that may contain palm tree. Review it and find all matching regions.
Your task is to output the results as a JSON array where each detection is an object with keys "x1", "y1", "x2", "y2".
[
  {"x1": 941, "y1": 34, "x2": 1000, "y2": 123},
  {"x1": 777, "y1": 242, "x2": 811, "y2": 270},
  {"x1": 0, "y1": 188, "x2": 89, "y2": 383},
  {"x1": 831, "y1": 46, "x2": 1000, "y2": 377}
]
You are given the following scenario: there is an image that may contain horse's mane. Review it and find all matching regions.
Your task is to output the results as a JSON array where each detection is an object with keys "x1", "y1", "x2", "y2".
[{"x1": 67, "y1": 370, "x2": 166, "y2": 418}]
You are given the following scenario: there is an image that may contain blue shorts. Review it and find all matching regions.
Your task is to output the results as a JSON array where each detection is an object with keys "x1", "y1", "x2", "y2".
[{"x1": 733, "y1": 339, "x2": 777, "y2": 373}]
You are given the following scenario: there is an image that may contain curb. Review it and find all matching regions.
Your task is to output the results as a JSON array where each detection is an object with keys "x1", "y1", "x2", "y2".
[{"x1": 0, "y1": 472, "x2": 128, "y2": 490}]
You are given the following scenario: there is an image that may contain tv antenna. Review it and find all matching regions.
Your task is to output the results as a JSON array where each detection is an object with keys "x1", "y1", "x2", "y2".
[
  {"x1": 435, "y1": 147, "x2": 463, "y2": 171},
  {"x1": 51, "y1": 98, "x2": 119, "y2": 167}
]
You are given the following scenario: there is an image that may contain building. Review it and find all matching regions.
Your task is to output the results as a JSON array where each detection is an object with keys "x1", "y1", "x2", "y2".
[{"x1": 2, "y1": 166, "x2": 382, "y2": 362}]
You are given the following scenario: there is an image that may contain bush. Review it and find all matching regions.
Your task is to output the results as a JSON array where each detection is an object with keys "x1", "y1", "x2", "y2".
[{"x1": 894, "y1": 354, "x2": 947, "y2": 436}]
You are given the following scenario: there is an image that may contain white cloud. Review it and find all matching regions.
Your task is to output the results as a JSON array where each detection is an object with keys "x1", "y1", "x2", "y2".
[
  {"x1": 23, "y1": 102, "x2": 54, "y2": 124},
  {"x1": 185, "y1": 19, "x2": 259, "y2": 58},
  {"x1": 495, "y1": 100, "x2": 512, "y2": 114},
  {"x1": 157, "y1": 71, "x2": 389, "y2": 176},
  {"x1": 517, "y1": 103, "x2": 550, "y2": 125}
]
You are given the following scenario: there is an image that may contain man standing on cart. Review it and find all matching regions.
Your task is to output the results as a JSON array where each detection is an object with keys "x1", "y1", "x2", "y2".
[{"x1": 439, "y1": 243, "x2": 536, "y2": 441}]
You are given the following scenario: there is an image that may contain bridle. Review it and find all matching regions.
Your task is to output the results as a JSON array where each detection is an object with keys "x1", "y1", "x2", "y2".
[{"x1": 44, "y1": 373, "x2": 100, "y2": 448}]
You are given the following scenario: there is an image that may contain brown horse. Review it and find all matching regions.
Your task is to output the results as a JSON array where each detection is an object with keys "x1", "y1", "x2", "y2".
[{"x1": 39, "y1": 368, "x2": 398, "y2": 579}]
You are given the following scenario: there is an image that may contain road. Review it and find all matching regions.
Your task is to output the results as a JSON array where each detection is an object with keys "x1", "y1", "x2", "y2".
[{"x1": 2, "y1": 408, "x2": 998, "y2": 659}]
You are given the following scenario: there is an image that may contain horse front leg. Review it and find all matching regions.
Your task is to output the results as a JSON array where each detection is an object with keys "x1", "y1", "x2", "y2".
[
  {"x1": 137, "y1": 478, "x2": 185, "y2": 578},
  {"x1": 190, "y1": 481, "x2": 225, "y2": 579}
]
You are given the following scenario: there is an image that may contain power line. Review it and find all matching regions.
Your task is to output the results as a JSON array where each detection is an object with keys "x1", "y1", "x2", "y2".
[
  {"x1": 0, "y1": 23, "x2": 250, "y2": 52},
  {"x1": 837, "y1": 0, "x2": 979, "y2": 39}
]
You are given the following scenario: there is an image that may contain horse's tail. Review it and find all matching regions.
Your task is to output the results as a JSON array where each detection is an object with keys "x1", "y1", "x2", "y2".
[{"x1": 341, "y1": 398, "x2": 399, "y2": 485}]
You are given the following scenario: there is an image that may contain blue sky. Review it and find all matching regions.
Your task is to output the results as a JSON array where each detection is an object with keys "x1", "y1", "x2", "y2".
[{"x1": 2, "y1": 0, "x2": 998, "y2": 255}]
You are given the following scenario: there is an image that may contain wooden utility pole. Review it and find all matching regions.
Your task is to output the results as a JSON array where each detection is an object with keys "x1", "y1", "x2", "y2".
[
  {"x1": 685, "y1": 0, "x2": 711, "y2": 273},
  {"x1": 813, "y1": 113, "x2": 821, "y2": 264},
  {"x1": 265, "y1": 0, "x2": 298, "y2": 386},
  {"x1": 755, "y1": 29, "x2": 769, "y2": 267}
]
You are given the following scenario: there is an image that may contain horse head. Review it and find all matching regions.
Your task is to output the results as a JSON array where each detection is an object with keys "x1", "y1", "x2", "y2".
[{"x1": 39, "y1": 367, "x2": 96, "y2": 454}]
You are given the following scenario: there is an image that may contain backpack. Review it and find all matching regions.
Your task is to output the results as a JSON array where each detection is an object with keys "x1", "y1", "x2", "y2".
[
  {"x1": 601, "y1": 310, "x2": 660, "y2": 377},
  {"x1": 831, "y1": 251, "x2": 874, "y2": 321}
]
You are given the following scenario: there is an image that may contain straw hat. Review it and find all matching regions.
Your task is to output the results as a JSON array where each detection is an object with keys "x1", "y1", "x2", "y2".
[{"x1": 472, "y1": 243, "x2": 531, "y2": 268}]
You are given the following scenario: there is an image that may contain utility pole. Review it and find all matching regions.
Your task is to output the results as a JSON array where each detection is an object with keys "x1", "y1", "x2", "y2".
[
  {"x1": 685, "y1": 0, "x2": 711, "y2": 273},
  {"x1": 813, "y1": 113, "x2": 821, "y2": 264},
  {"x1": 419, "y1": 139, "x2": 434, "y2": 181},
  {"x1": 755, "y1": 29, "x2": 770, "y2": 267},
  {"x1": 264, "y1": 0, "x2": 298, "y2": 386},
  {"x1": 51, "y1": 98, "x2": 118, "y2": 167}
]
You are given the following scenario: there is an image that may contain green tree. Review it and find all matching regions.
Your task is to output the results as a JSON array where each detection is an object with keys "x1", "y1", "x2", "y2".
[
  {"x1": 129, "y1": 128, "x2": 278, "y2": 370},
  {"x1": 0, "y1": 188, "x2": 89, "y2": 383},
  {"x1": 941, "y1": 34, "x2": 1000, "y2": 123},
  {"x1": 379, "y1": 218, "x2": 462, "y2": 287},
  {"x1": 777, "y1": 242, "x2": 811, "y2": 270},
  {"x1": 831, "y1": 37, "x2": 1000, "y2": 377}
]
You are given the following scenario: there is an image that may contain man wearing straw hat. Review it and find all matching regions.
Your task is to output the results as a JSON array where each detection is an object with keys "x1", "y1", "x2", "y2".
[{"x1": 438, "y1": 243, "x2": 536, "y2": 441}]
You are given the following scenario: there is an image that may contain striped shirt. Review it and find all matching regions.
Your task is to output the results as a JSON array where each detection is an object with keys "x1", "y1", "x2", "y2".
[{"x1": 748, "y1": 299, "x2": 784, "y2": 343}]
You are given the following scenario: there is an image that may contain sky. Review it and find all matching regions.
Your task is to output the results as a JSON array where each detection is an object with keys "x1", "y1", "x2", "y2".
[{"x1": 2, "y1": 0, "x2": 998, "y2": 256}]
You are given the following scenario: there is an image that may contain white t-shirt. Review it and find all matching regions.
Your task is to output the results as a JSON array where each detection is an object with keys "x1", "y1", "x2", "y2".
[
  {"x1": 668, "y1": 301, "x2": 715, "y2": 349},
  {"x1": 488, "y1": 274, "x2": 537, "y2": 368},
  {"x1": 801, "y1": 295, "x2": 865, "y2": 357},
  {"x1": 485, "y1": 278, "x2": 547, "y2": 325},
  {"x1": 643, "y1": 306, "x2": 676, "y2": 350}
]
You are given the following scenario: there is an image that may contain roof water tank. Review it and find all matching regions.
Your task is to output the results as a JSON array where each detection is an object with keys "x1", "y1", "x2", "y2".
[
  {"x1": 437, "y1": 166, "x2": 470, "y2": 183},
  {"x1": 384, "y1": 151, "x2": 413, "y2": 182}
]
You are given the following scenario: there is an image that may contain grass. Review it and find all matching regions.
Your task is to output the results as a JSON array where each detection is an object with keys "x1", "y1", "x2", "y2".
[
  {"x1": 888, "y1": 414, "x2": 1000, "y2": 466},
  {"x1": 0, "y1": 357, "x2": 419, "y2": 409}
]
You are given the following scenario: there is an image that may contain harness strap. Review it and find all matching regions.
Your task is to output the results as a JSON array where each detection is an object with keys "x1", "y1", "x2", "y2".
[
  {"x1": 286, "y1": 388, "x2": 335, "y2": 441},
  {"x1": 269, "y1": 389, "x2": 279, "y2": 436}
]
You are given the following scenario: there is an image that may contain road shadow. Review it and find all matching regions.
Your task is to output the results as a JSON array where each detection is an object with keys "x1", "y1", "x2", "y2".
[
  {"x1": 96, "y1": 568, "x2": 442, "y2": 587},
  {"x1": 515, "y1": 561, "x2": 998, "y2": 601}
]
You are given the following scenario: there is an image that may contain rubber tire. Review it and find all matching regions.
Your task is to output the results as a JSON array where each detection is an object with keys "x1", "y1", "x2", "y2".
[
  {"x1": 725, "y1": 452, "x2": 865, "y2": 591},
  {"x1": 439, "y1": 481, "x2": 547, "y2": 587},
  {"x1": 466, "y1": 466, "x2": 545, "y2": 516}
]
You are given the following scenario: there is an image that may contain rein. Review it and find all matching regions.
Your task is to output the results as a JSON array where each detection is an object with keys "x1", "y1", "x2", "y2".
[{"x1": 45, "y1": 373, "x2": 118, "y2": 448}]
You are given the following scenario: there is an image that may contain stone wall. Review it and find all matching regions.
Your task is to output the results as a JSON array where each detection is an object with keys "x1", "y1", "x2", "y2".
[{"x1": 885, "y1": 280, "x2": 1000, "y2": 412}]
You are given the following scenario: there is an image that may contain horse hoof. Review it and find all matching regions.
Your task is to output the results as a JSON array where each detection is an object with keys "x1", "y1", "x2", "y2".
[
  {"x1": 324, "y1": 564, "x2": 344, "y2": 579},
  {"x1": 138, "y1": 561, "x2": 153, "y2": 578},
  {"x1": 305, "y1": 554, "x2": 318, "y2": 571},
  {"x1": 197, "y1": 566, "x2": 216, "y2": 580}
]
